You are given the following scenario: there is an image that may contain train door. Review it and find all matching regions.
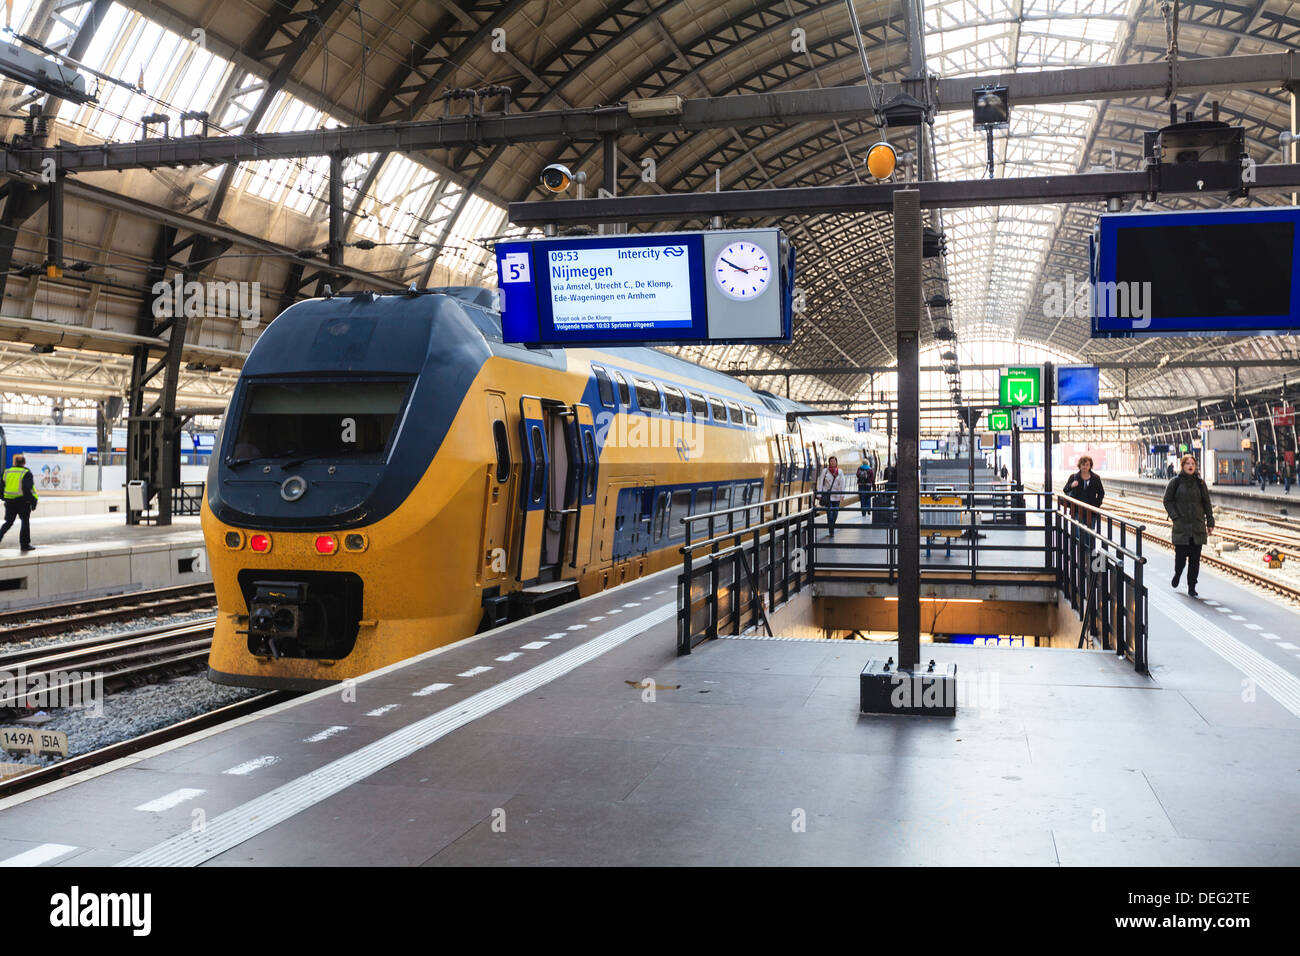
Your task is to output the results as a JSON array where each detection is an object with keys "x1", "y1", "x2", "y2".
[
  {"x1": 479, "y1": 391, "x2": 513, "y2": 587},
  {"x1": 768, "y1": 434, "x2": 786, "y2": 502},
  {"x1": 542, "y1": 402, "x2": 570, "y2": 572},
  {"x1": 782, "y1": 434, "x2": 796, "y2": 500},
  {"x1": 517, "y1": 397, "x2": 549, "y2": 581},
  {"x1": 571, "y1": 404, "x2": 599, "y2": 569}
]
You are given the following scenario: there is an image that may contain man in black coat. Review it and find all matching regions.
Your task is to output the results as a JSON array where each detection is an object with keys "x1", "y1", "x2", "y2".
[{"x1": 1063, "y1": 454, "x2": 1105, "y2": 531}]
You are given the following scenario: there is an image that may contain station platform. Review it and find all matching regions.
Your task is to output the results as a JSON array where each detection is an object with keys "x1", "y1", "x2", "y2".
[
  {"x1": 0, "y1": 512, "x2": 208, "y2": 610},
  {"x1": 2, "y1": 538, "x2": 1296, "y2": 867},
  {"x1": 1108, "y1": 474, "x2": 1300, "y2": 517}
]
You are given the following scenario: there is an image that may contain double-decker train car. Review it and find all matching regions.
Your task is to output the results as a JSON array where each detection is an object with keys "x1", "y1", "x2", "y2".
[{"x1": 202, "y1": 287, "x2": 886, "y2": 689}]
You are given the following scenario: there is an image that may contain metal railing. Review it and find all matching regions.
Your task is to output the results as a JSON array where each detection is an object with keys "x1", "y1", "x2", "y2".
[
  {"x1": 1052, "y1": 495, "x2": 1148, "y2": 673},
  {"x1": 676, "y1": 492, "x2": 815, "y2": 655},
  {"x1": 675, "y1": 486, "x2": 1150, "y2": 674},
  {"x1": 171, "y1": 482, "x2": 205, "y2": 516},
  {"x1": 807, "y1": 489, "x2": 1053, "y2": 587}
]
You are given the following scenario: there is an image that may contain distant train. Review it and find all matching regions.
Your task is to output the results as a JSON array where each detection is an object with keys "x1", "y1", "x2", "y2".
[
  {"x1": 0, "y1": 422, "x2": 215, "y2": 471},
  {"x1": 202, "y1": 288, "x2": 887, "y2": 690}
]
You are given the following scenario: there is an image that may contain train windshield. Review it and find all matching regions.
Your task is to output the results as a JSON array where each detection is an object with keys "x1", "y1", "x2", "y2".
[{"x1": 229, "y1": 379, "x2": 411, "y2": 463}]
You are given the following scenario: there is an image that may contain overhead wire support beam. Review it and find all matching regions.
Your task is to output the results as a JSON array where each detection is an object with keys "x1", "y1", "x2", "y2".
[
  {"x1": 509, "y1": 164, "x2": 1300, "y2": 224},
  {"x1": 0, "y1": 53, "x2": 1293, "y2": 174}
]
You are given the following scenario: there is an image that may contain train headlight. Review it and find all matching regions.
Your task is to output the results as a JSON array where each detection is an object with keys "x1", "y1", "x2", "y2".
[
  {"x1": 224, "y1": 531, "x2": 244, "y2": 550},
  {"x1": 314, "y1": 535, "x2": 338, "y2": 555},
  {"x1": 250, "y1": 533, "x2": 272, "y2": 553},
  {"x1": 343, "y1": 533, "x2": 368, "y2": 552}
]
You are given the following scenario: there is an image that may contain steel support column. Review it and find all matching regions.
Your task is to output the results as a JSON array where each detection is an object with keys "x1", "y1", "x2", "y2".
[{"x1": 893, "y1": 189, "x2": 922, "y2": 672}]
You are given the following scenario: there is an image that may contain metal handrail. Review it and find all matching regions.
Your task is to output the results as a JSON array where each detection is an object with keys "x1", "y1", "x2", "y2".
[{"x1": 682, "y1": 490, "x2": 813, "y2": 527}]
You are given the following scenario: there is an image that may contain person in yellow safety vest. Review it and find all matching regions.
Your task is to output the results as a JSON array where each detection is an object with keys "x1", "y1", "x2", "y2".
[{"x1": 0, "y1": 453, "x2": 38, "y2": 552}]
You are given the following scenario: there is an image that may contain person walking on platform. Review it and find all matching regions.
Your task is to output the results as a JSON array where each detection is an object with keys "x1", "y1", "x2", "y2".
[
  {"x1": 1164, "y1": 454, "x2": 1214, "y2": 599},
  {"x1": 1063, "y1": 455, "x2": 1105, "y2": 533},
  {"x1": 1285, "y1": 461, "x2": 1293, "y2": 494},
  {"x1": 855, "y1": 459, "x2": 873, "y2": 518},
  {"x1": 0, "y1": 454, "x2": 38, "y2": 552},
  {"x1": 817, "y1": 456, "x2": 849, "y2": 538},
  {"x1": 1000, "y1": 464, "x2": 1009, "y2": 481}
]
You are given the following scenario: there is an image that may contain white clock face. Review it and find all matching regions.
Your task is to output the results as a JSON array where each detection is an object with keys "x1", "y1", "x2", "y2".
[{"x1": 713, "y1": 241, "x2": 772, "y2": 301}]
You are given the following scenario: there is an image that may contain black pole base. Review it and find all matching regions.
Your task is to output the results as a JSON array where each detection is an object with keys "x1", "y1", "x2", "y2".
[{"x1": 860, "y1": 657, "x2": 958, "y2": 717}]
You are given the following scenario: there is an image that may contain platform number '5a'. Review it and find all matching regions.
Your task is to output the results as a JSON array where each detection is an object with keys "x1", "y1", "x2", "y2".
[{"x1": 501, "y1": 252, "x2": 530, "y2": 283}]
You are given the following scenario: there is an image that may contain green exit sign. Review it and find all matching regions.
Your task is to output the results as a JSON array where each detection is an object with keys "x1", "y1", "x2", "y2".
[
  {"x1": 988, "y1": 409, "x2": 1011, "y2": 431},
  {"x1": 999, "y1": 366, "x2": 1042, "y2": 406}
]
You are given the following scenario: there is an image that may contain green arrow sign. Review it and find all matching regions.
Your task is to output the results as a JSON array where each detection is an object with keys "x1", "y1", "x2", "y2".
[
  {"x1": 987, "y1": 409, "x2": 1011, "y2": 431},
  {"x1": 999, "y1": 366, "x2": 1042, "y2": 407}
]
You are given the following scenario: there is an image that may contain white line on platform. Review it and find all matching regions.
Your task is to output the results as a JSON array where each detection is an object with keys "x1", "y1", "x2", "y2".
[
  {"x1": 302, "y1": 726, "x2": 348, "y2": 743},
  {"x1": 588, "y1": 616, "x2": 605, "y2": 622},
  {"x1": 544, "y1": 632, "x2": 566, "y2": 640},
  {"x1": 365, "y1": 704, "x2": 400, "y2": 716},
  {"x1": 1151, "y1": 590, "x2": 1300, "y2": 719},
  {"x1": 1216, "y1": 607, "x2": 1233, "y2": 613},
  {"x1": 1229, "y1": 615, "x2": 1246, "y2": 621},
  {"x1": 495, "y1": 652, "x2": 522, "y2": 662},
  {"x1": 1279, "y1": 642, "x2": 1298, "y2": 650},
  {"x1": 1261, "y1": 633, "x2": 1280, "y2": 640},
  {"x1": 519, "y1": 641, "x2": 549, "y2": 650},
  {"x1": 1243, "y1": 623, "x2": 1262, "y2": 631},
  {"x1": 1203, "y1": 599, "x2": 1220, "y2": 606},
  {"x1": 0, "y1": 843, "x2": 78, "y2": 866},
  {"x1": 457, "y1": 666, "x2": 493, "y2": 677},
  {"x1": 135, "y1": 788, "x2": 205, "y2": 812},
  {"x1": 412, "y1": 682, "x2": 452, "y2": 697},
  {"x1": 566, "y1": 624, "x2": 586, "y2": 631},
  {"x1": 117, "y1": 601, "x2": 675, "y2": 867},
  {"x1": 223, "y1": 756, "x2": 279, "y2": 776},
  {"x1": 606, "y1": 608, "x2": 622, "y2": 614}
]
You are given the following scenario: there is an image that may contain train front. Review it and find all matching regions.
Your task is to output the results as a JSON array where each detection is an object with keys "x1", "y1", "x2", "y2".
[{"x1": 203, "y1": 292, "x2": 492, "y2": 689}]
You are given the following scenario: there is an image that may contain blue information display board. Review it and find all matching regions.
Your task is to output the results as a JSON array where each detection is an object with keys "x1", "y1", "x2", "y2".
[
  {"x1": 1056, "y1": 364, "x2": 1100, "y2": 405},
  {"x1": 496, "y1": 228, "x2": 794, "y2": 346},
  {"x1": 1092, "y1": 206, "x2": 1300, "y2": 337}
]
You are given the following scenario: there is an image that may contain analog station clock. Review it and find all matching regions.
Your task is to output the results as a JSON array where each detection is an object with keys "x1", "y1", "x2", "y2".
[{"x1": 713, "y1": 241, "x2": 772, "y2": 301}]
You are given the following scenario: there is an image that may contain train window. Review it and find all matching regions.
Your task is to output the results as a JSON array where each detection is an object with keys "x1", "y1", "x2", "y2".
[
  {"x1": 529, "y1": 426, "x2": 546, "y2": 503},
  {"x1": 662, "y1": 385, "x2": 687, "y2": 415},
  {"x1": 492, "y1": 420, "x2": 510, "y2": 482},
  {"x1": 688, "y1": 392, "x2": 707, "y2": 417},
  {"x1": 653, "y1": 491, "x2": 669, "y2": 541},
  {"x1": 708, "y1": 396, "x2": 726, "y2": 421},
  {"x1": 668, "y1": 489, "x2": 691, "y2": 539},
  {"x1": 230, "y1": 379, "x2": 411, "y2": 462},
  {"x1": 727, "y1": 401, "x2": 744, "y2": 425},
  {"x1": 612, "y1": 371, "x2": 631, "y2": 405},
  {"x1": 634, "y1": 379, "x2": 661, "y2": 412},
  {"x1": 716, "y1": 485, "x2": 732, "y2": 530},
  {"x1": 592, "y1": 365, "x2": 615, "y2": 407},
  {"x1": 695, "y1": 488, "x2": 713, "y2": 515},
  {"x1": 744, "y1": 407, "x2": 758, "y2": 427},
  {"x1": 583, "y1": 431, "x2": 597, "y2": 497}
]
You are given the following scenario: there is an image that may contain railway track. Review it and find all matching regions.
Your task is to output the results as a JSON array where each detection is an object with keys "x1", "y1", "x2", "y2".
[
  {"x1": 0, "y1": 619, "x2": 217, "y2": 708},
  {"x1": 0, "y1": 690, "x2": 293, "y2": 799},
  {"x1": 1102, "y1": 500, "x2": 1300, "y2": 604},
  {"x1": 0, "y1": 583, "x2": 216, "y2": 643}
]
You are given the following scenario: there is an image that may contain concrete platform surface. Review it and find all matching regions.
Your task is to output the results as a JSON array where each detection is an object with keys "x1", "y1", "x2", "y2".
[{"x1": 0, "y1": 543, "x2": 1296, "y2": 867}]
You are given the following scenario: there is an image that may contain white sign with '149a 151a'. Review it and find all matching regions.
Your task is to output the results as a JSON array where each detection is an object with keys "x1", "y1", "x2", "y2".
[{"x1": 546, "y1": 243, "x2": 693, "y2": 332}]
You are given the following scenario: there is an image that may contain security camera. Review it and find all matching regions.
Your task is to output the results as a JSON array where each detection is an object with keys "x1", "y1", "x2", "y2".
[{"x1": 540, "y1": 164, "x2": 586, "y2": 193}]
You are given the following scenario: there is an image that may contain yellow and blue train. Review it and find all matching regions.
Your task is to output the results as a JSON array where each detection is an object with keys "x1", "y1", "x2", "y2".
[{"x1": 202, "y1": 287, "x2": 886, "y2": 689}]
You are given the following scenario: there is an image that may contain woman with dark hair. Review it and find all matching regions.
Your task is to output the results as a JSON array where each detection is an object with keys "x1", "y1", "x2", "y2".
[
  {"x1": 1164, "y1": 454, "x2": 1215, "y2": 598},
  {"x1": 1063, "y1": 454, "x2": 1105, "y2": 532}
]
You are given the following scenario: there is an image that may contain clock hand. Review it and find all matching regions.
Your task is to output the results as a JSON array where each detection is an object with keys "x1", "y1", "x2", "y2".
[{"x1": 720, "y1": 257, "x2": 750, "y2": 273}]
